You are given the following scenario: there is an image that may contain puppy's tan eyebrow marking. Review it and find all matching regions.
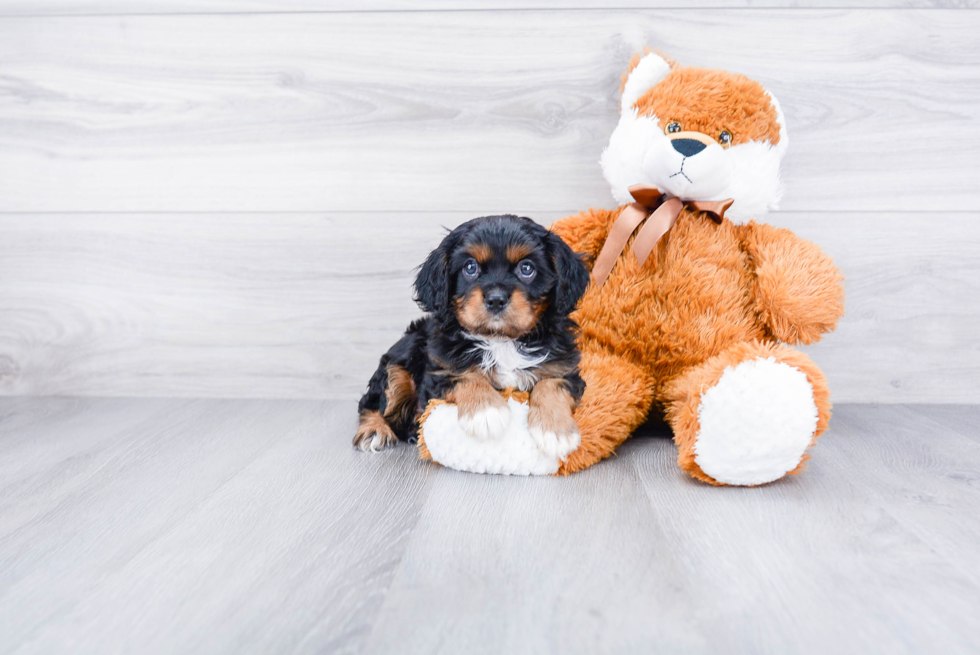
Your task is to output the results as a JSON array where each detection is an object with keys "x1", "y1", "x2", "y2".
[
  {"x1": 467, "y1": 243, "x2": 493, "y2": 263},
  {"x1": 506, "y1": 243, "x2": 533, "y2": 263}
]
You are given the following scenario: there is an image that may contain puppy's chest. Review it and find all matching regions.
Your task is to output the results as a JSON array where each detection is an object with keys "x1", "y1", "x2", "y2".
[{"x1": 467, "y1": 336, "x2": 547, "y2": 391}]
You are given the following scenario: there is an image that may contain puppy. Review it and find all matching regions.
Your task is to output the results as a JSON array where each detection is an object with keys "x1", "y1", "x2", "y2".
[{"x1": 354, "y1": 215, "x2": 591, "y2": 460}]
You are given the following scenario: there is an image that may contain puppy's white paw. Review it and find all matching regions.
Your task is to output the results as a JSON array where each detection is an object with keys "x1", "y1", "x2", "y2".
[
  {"x1": 459, "y1": 404, "x2": 511, "y2": 441},
  {"x1": 353, "y1": 411, "x2": 399, "y2": 452},
  {"x1": 529, "y1": 425, "x2": 581, "y2": 462},
  {"x1": 353, "y1": 429, "x2": 398, "y2": 452}
]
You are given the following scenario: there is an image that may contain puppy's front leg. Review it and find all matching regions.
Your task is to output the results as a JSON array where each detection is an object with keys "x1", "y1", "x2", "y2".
[
  {"x1": 448, "y1": 372, "x2": 511, "y2": 440},
  {"x1": 528, "y1": 378, "x2": 581, "y2": 461}
]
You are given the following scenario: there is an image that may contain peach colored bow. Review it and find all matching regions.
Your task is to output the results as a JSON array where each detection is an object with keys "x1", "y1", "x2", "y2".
[{"x1": 591, "y1": 185, "x2": 733, "y2": 288}]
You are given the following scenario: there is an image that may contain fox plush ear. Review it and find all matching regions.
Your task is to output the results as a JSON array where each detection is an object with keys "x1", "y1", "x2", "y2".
[{"x1": 620, "y1": 52, "x2": 673, "y2": 112}]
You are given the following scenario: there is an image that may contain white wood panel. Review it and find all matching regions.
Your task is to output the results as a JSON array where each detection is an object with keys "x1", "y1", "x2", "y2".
[
  {"x1": 770, "y1": 212, "x2": 980, "y2": 403},
  {"x1": 0, "y1": 212, "x2": 487, "y2": 399},
  {"x1": 1, "y1": 1, "x2": 972, "y2": 15},
  {"x1": 1, "y1": 211, "x2": 976, "y2": 402},
  {"x1": 0, "y1": 10, "x2": 978, "y2": 213}
]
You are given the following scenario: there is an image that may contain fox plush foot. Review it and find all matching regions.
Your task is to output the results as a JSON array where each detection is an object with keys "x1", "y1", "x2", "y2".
[
  {"x1": 666, "y1": 341, "x2": 832, "y2": 486},
  {"x1": 418, "y1": 393, "x2": 566, "y2": 476}
]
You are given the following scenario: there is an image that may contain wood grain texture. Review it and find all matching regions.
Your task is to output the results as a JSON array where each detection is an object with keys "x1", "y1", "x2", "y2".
[
  {"x1": 2, "y1": 0, "x2": 975, "y2": 15},
  {"x1": 0, "y1": 397, "x2": 181, "y2": 534},
  {"x1": 0, "y1": 398, "x2": 435, "y2": 655},
  {"x1": 622, "y1": 404, "x2": 980, "y2": 655},
  {"x1": 362, "y1": 456, "x2": 702, "y2": 655},
  {"x1": 907, "y1": 404, "x2": 980, "y2": 443},
  {"x1": 2, "y1": 398, "x2": 978, "y2": 654},
  {"x1": 1, "y1": 211, "x2": 977, "y2": 402},
  {"x1": 827, "y1": 405, "x2": 980, "y2": 588},
  {"x1": 0, "y1": 211, "x2": 496, "y2": 399},
  {"x1": 768, "y1": 212, "x2": 980, "y2": 403},
  {"x1": 0, "y1": 10, "x2": 978, "y2": 212}
]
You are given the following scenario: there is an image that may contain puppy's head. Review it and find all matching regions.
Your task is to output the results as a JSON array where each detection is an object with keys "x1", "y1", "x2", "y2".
[{"x1": 414, "y1": 215, "x2": 589, "y2": 338}]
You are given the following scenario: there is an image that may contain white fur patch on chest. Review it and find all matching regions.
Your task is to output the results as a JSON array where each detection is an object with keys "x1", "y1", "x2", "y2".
[{"x1": 464, "y1": 333, "x2": 548, "y2": 391}]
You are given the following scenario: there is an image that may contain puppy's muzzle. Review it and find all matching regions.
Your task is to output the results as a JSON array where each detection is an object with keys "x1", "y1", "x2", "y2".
[{"x1": 483, "y1": 287, "x2": 510, "y2": 314}]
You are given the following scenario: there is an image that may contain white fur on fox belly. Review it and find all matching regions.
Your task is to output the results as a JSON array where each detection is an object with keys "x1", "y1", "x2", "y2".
[{"x1": 464, "y1": 333, "x2": 547, "y2": 391}]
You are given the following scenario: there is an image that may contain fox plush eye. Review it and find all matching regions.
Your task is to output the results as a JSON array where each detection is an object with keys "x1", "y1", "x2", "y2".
[
  {"x1": 517, "y1": 260, "x2": 536, "y2": 280},
  {"x1": 462, "y1": 258, "x2": 480, "y2": 277},
  {"x1": 665, "y1": 121, "x2": 682, "y2": 134},
  {"x1": 719, "y1": 130, "x2": 733, "y2": 147}
]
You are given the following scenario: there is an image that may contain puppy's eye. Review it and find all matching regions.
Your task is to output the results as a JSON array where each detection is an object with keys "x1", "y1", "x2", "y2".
[
  {"x1": 719, "y1": 130, "x2": 733, "y2": 147},
  {"x1": 462, "y1": 258, "x2": 480, "y2": 277},
  {"x1": 517, "y1": 260, "x2": 536, "y2": 280},
  {"x1": 665, "y1": 121, "x2": 682, "y2": 134}
]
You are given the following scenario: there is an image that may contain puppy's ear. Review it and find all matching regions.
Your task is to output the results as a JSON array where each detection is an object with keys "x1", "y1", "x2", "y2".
[
  {"x1": 547, "y1": 231, "x2": 590, "y2": 315},
  {"x1": 414, "y1": 241, "x2": 451, "y2": 314}
]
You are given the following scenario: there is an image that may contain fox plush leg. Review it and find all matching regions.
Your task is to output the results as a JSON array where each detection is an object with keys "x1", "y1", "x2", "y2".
[
  {"x1": 664, "y1": 340, "x2": 832, "y2": 486},
  {"x1": 557, "y1": 345, "x2": 655, "y2": 475}
]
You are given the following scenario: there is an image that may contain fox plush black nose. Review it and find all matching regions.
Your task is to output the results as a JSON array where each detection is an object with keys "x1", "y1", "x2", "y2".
[
  {"x1": 671, "y1": 138, "x2": 707, "y2": 157},
  {"x1": 484, "y1": 288, "x2": 510, "y2": 314}
]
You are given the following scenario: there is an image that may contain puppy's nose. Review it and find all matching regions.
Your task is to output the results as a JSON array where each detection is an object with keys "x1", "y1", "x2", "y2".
[
  {"x1": 484, "y1": 288, "x2": 510, "y2": 314},
  {"x1": 671, "y1": 138, "x2": 707, "y2": 157}
]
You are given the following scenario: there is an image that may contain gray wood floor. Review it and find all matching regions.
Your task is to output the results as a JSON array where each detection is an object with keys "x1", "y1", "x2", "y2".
[{"x1": 1, "y1": 399, "x2": 978, "y2": 654}]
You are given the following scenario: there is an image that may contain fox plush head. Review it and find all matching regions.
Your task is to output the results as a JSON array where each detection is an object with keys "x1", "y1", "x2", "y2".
[{"x1": 600, "y1": 52, "x2": 788, "y2": 223}]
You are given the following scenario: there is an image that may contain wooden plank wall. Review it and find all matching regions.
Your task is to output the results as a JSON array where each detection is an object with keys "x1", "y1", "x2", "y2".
[{"x1": 0, "y1": 4, "x2": 977, "y2": 402}]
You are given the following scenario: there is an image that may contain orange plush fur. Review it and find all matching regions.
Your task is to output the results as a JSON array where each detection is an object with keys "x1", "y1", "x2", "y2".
[{"x1": 550, "y1": 55, "x2": 845, "y2": 482}]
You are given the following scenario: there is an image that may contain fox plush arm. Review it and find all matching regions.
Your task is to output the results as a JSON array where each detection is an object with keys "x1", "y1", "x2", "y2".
[{"x1": 739, "y1": 221, "x2": 845, "y2": 345}]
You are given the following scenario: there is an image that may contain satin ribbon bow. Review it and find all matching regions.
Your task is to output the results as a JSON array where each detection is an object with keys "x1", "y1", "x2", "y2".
[{"x1": 590, "y1": 184, "x2": 734, "y2": 288}]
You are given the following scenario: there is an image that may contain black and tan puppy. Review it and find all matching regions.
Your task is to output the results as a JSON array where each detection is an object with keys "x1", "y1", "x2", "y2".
[{"x1": 354, "y1": 215, "x2": 590, "y2": 460}]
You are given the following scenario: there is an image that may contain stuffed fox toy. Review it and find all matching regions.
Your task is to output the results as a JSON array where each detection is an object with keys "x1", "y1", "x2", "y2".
[{"x1": 420, "y1": 52, "x2": 845, "y2": 485}]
